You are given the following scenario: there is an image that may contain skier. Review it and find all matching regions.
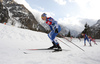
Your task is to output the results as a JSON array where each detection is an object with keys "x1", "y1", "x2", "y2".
[
  {"x1": 81, "y1": 33, "x2": 92, "y2": 46},
  {"x1": 70, "y1": 36, "x2": 73, "y2": 41},
  {"x1": 41, "y1": 13, "x2": 62, "y2": 51}
]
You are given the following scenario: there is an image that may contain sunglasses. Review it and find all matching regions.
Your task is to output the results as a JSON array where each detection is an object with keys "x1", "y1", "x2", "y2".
[{"x1": 41, "y1": 16, "x2": 43, "y2": 18}]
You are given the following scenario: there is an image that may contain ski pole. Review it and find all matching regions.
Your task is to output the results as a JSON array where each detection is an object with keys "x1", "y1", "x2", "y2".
[
  {"x1": 58, "y1": 34, "x2": 85, "y2": 52},
  {"x1": 56, "y1": 37, "x2": 71, "y2": 48}
]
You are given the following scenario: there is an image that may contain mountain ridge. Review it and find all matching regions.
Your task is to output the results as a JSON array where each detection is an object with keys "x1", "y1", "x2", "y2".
[{"x1": 0, "y1": 0, "x2": 46, "y2": 32}]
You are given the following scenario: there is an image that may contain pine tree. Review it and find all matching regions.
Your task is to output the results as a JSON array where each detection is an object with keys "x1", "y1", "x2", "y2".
[
  {"x1": 67, "y1": 31, "x2": 71, "y2": 37},
  {"x1": 82, "y1": 23, "x2": 90, "y2": 35}
]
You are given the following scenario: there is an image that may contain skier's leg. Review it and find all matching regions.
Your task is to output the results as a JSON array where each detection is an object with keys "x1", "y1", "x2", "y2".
[
  {"x1": 87, "y1": 38, "x2": 90, "y2": 43},
  {"x1": 48, "y1": 31, "x2": 57, "y2": 49},
  {"x1": 48, "y1": 26, "x2": 62, "y2": 50},
  {"x1": 53, "y1": 39, "x2": 62, "y2": 51},
  {"x1": 48, "y1": 30, "x2": 59, "y2": 45},
  {"x1": 48, "y1": 31, "x2": 62, "y2": 50},
  {"x1": 54, "y1": 26, "x2": 62, "y2": 50},
  {"x1": 90, "y1": 40, "x2": 91, "y2": 44},
  {"x1": 87, "y1": 38, "x2": 92, "y2": 46},
  {"x1": 52, "y1": 32, "x2": 62, "y2": 51},
  {"x1": 51, "y1": 25, "x2": 61, "y2": 45},
  {"x1": 84, "y1": 38, "x2": 86, "y2": 46}
]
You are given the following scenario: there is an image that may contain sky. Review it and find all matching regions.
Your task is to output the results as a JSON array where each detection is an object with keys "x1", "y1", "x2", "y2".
[{"x1": 14, "y1": 0, "x2": 100, "y2": 32}]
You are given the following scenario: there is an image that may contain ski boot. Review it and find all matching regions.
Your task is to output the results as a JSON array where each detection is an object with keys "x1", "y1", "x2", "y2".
[
  {"x1": 84, "y1": 43, "x2": 86, "y2": 46},
  {"x1": 90, "y1": 43, "x2": 92, "y2": 46},
  {"x1": 54, "y1": 44, "x2": 62, "y2": 51},
  {"x1": 48, "y1": 41, "x2": 58, "y2": 49}
]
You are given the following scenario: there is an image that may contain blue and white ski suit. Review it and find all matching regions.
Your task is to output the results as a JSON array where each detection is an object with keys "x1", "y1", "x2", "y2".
[
  {"x1": 46, "y1": 17, "x2": 61, "y2": 45},
  {"x1": 83, "y1": 34, "x2": 90, "y2": 44}
]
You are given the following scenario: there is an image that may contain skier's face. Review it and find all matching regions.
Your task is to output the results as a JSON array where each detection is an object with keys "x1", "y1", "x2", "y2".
[
  {"x1": 41, "y1": 16, "x2": 46, "y2": 21},
  {"x1": 82, "y1": 34, "x2": 84, "y2": 36}
]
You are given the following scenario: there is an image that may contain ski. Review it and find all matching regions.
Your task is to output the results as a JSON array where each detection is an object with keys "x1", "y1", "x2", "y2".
[
  {"x1": 52, "y1": 49, "x2": 62, "y2": 52},
  {"x1": 23, "y1": 48, "x2": 52, "y2": 54},
  {"x1": 27, "y1": 48, "x2": 54, "y2": 51},
  {"x1": 26, "y1": 48, "x2": 70, "y2": 52},
  {"x1": 52, "y1": 50, "x2": 62, "y2": 52}
]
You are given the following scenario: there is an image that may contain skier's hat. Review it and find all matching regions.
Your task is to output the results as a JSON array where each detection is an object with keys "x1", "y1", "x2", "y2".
[{"x1": 41, "y1": 13, "x2": 47, "y2": 18}]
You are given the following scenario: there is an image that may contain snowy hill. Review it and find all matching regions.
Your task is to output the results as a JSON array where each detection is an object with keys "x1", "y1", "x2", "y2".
[
  {"x1": 0, "y1": 23, "x2": 100, "y2": 64},
  {"x1": 0, "y1": 0, "x2": 45, "y2": 32}
]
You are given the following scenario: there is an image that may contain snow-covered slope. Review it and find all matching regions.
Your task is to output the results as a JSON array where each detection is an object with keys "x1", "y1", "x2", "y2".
[
  {"x1": 0, "y1": 0, "x2": 46, "y2": 32},
  {"x1": 0, "y1": 23, "x2": 100, "y2": 64}
]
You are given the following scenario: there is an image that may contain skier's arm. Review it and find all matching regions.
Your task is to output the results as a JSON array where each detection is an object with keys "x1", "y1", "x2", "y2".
[
  {"x1": 54, "y1": 21, "x2": 58, "y2": 29},
  {"x1": 48, "y1": 17, "x2": 59, "y2": 28},
  {"x1": 53, "y1": 21, "x2": 59, "y2": 33}
]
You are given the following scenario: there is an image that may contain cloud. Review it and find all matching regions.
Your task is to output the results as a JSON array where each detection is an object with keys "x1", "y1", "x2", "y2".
[
  {"x1": 79, "y1": 19, "x2": 97, "y2": 26},
  {"x1": 14, "y1": 0, "x2": 32, "y2": 11},
  {"x1": 69, "y1": 0, "x2": 100, "y2": 19},
  {"x1": 54, "y1": 0, "x2": 67, "y2": 5},
  {"x1": 58, "y1": 16, "x2": 83, "y2": 32},
  {"x1": 38, "y1": 7, "x2": 44, "y2": 11},
  {"x1": 14, "y1": 0, "x2": 55, "y2": 24},
  {"x1": 57, "y1": 0, "x2": 99, "y2": 32},
  {"x1": 58, "y1": 15, "x2": 97, "y2": 32}
]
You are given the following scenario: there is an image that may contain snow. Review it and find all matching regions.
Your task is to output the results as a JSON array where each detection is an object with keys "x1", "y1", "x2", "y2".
[{"x1": 0, "y1": 23, "x2": 100, "y2": 64}]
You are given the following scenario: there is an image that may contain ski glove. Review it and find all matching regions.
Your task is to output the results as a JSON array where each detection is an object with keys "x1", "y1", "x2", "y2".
[{"x1": 55, "y1": 29, "x2": 58, "y2": 33}]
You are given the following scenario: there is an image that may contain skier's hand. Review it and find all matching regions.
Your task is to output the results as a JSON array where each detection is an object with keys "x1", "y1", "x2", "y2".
[{"x1": 55, "y1": 29, "x2": 58, "y2": 33}]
